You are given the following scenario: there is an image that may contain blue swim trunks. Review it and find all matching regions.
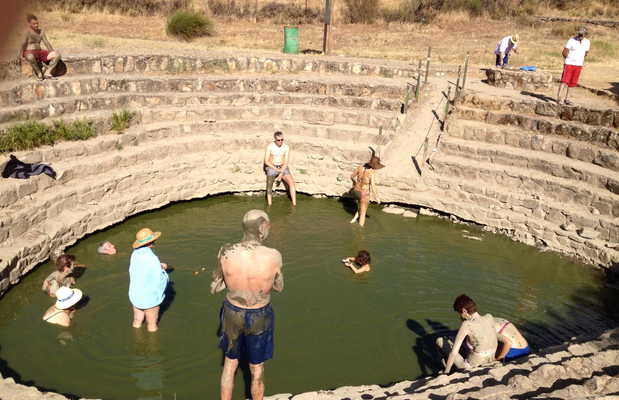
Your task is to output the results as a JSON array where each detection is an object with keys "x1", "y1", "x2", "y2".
[
  {"x1": 219, "y1": 300, "x2": 274, "y2": 364},
  {"x1": 505, "y1": 346, "x2": 531, "y2": 361}
]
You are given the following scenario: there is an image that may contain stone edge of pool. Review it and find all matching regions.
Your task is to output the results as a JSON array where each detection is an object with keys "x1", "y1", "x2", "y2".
[{"x1": 0, "y1": 327, "x2": 617, "y2": 400}]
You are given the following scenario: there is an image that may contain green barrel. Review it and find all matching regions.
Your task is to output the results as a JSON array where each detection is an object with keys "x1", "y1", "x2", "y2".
[{"x1": 283, "y1": 26, "x2": 299, "y2": 54}]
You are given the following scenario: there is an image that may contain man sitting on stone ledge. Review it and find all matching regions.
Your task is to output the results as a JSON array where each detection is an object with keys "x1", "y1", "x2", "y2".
[
  {"x1": 19, "y1": 14, "x2": 62, "y2": 80},
  {"x1": 436, "y1": 294, "x2": 497, "y2": 374}
]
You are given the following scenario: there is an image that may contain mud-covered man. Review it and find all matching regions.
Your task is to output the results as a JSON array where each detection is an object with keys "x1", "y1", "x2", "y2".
[
  {"x1": 19, "y1": 14, "x2": 61, "y2": 80},
  {"x1": 211, "y1": 209, "x2": 284, "y2": 400}
]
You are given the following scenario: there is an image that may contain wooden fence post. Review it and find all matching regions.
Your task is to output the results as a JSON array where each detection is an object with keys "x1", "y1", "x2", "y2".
[{"x1": 424, "y1": 46, "x2": 431, "y2": 86}]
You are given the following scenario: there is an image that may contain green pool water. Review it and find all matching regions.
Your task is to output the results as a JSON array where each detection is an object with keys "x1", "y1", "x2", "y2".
[{"x1": 0, "y1": 195, "x2": 616, "y2": 400}]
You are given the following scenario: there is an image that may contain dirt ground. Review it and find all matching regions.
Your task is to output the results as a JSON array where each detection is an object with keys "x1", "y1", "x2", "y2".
[{"x1": 4, "y1": 10, "x2": 619, "y2": 94}]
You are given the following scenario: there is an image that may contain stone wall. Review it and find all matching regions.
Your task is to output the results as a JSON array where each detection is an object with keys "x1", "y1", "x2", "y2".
[
  {"x1": 0, "y1": 52, "x2": 617, "y2": 400},
  {"x1": 484, "y1": 68, "x2": 554, "y2": 90}
]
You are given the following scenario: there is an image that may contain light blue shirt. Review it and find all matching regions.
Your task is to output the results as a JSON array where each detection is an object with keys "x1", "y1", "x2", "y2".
[{"x1": 129, "y1": 247, "x2": 169, "y2": 309}]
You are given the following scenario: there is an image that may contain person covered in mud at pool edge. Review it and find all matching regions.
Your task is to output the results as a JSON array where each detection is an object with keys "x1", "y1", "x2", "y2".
[
  {"x1": 211, "y1": 210, "x2": 284, "y2": 400},
  {"x1": 436, "y1": 294, "x2": 497, "y2": 374},
  {"x1": 494, "y1": 316, "x2": 531, "y2": 362},
  {"x1": 19, "y1": 14, "x2": 62, "y2": 80},
  {"x1": 350, "y1": 147, "x2": 383, "y2": 227},
  {"x1": 128, "y1": 228, "x2": 169, "y2": 333},
  {"x1": 264, "y1": 131, "x2": 297, "y2": 206}
]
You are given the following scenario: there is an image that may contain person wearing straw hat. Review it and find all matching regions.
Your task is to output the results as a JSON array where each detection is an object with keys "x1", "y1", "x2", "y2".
[
  {"x1": 129, "y1": 228, "x2": 169, "y2": 332},
  {"x1": 494, "y1": 34, "x2": 519, "y2": 68},
  {"x1": 350, "y1": 147, "x2": 384, "y2": 227},
  {"x1": 42, "y1": 286, "x2": 84, "y2": 327},
  {"x1": 557, "y1": 26, "x2": 590, "y2": 106}
]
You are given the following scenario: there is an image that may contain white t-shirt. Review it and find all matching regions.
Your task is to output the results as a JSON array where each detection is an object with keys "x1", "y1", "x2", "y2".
[
  {"x1": 494, "y1": 36, "x2": 518, "y2": 55},
  {"x1": 266, "y1": 142, "x2": 289, "y2": 166},
  {"x1": 564, "y1": 37, "x2": 590, "y2": 66}
]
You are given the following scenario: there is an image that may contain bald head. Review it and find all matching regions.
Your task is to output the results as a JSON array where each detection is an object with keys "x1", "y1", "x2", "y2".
[{"x1": 242, "y1": 209, "x2": 270, "y2": 242}]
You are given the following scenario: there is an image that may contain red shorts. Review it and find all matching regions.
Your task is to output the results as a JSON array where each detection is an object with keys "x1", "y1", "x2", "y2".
[
  {"x1": 560, "y1": 64, "x2": 582, "y2": 88},
  {"x1": 23, "y1": 49, "x2": 50, "y2": 63}
]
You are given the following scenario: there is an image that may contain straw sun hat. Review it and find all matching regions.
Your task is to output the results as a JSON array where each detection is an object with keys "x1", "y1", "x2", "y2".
[
  {"x1": 511, "y1": 34, "x2": 520, "y2": 43},
  {"x1": 132, "y1": 227, "x2": 162, "y2": 249},
  {"x1": 55, "y1": 287, "x2": 83, "y2": 310}
]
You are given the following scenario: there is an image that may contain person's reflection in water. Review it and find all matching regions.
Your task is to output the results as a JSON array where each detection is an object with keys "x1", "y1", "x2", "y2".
[{"x1": 131, "y1": 328, "x2": 164, "y2": 400}]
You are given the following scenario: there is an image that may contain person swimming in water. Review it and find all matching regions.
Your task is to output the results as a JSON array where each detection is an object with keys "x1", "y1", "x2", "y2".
[
  {"x1": 19, "y1": 14, "x2": 62, "y2": 80},
  {"x1": 42, "y1": 286, "x2": 84, "y2": 327},
  {"x1": 342, "y1": 250, "x2": 371, "y2": 274},
  {"x1": 494, "y1": 317, "x2": 530, "y2": 362},
  {"x1": 42, "y1": 254, "x2": 78, "y2": 297},
  {"x1": 436, "y1": 294, "x2": 498, "y2": 374},
  {"x1": 350, "y1": 147, "x2": 384, "y2": 227}
]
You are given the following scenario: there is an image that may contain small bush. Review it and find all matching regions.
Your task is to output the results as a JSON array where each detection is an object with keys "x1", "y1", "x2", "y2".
[
  {"x1": 111, "y1": 110, "x2": 137, "y2": 133},
  {"x1": 0, "y1": 120, "x2": 96, "y2": 152},
  {"x1": 36, "y1": 0, "x2": 191, "y2": 16},
  {"x1": 166, "y1": 10, "x2": 214, "y2": 41},
  {"x1": 344, "y1": 0, "x2": 380, "y2": 23}
]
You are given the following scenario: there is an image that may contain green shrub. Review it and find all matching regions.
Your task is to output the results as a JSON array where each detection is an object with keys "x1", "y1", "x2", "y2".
[
  {"x1": 54, "y1": 120, "x2": 96, "y2": 141},
  {"x1": 258, "y1": 2, "x2": 321, "y2": 24},
  {"x1": 166, "y1": 10, "x2": 214, "y2": 40},
  {"x1": 343, "y1": 0, "x2": 380, "y2": 23},
  {"x1": 0, "y1": 120, "x2": 95, "y2": 152},
  {"x1": 111, "y1": 110, "x2": 137, "y2": 133},
  {"x1": 382, "y1": 0, "x2": 442, "y2": 23},
  {"x1": 0, "y1": 121, "x2": 53, "y2": 152}
]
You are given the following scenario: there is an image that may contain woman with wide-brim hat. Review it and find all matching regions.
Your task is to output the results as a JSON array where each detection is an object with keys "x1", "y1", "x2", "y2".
[
  {"x1": 350, "y1": 147, "x2": 384, "y2": 227},
  {"x1": 128, "y1": 228, "x2": 169, "y2": 332},
  {"x1": 42, "y1": 286, "x2": 84, "y2": 327}
]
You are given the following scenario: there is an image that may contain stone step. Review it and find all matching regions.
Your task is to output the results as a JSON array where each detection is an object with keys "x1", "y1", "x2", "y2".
[
  {"x1": 440, "y1": 136, "x2": 619, "y2": 195},
  {"x1": 139, "y1": 104, "x2": 401, "y2": 131},
  {"x1": 0, "y1": 73, "x2": 409, "y2": 107},
  {"x1": 432, "y1": 152, "x2": 619, "y2": 225},
  {"x1": 453, "y1": 105, "x2": 618, "y2": 152},
  {"x1": 0, "y1": 91, "x2": 403, "y2": 124},
  {"x1": 448, "y1": 119, "x2": 619, "y2": 172},
  {"x1": 0, "y1": 131, "x2": 367, "y2": 244},
  {"x1": 15, "y1": 53, "x2": 419, "y2": 82},
  {"x1": 0, "y1": 148, "x2": 358, "y2": 283},
  {"x1": 460, "y1": 90, "x2": 619, "y2": 130}
]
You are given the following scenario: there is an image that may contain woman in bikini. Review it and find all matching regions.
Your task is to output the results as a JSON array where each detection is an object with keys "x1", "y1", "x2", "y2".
[
  {"x1": 494, "y1": 317, "x2": 530, "y2": 361},
  {"x1": 350, "y1": 148, "x2": 384, "y2": 226},
  {"x1": 42, "y1": 286, "x2": 83, "y2": 327}
]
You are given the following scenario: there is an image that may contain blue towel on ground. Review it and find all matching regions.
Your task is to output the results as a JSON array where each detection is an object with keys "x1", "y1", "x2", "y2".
[{"x1": 519, "y1": 66, "x2": 537, "y2": 72}]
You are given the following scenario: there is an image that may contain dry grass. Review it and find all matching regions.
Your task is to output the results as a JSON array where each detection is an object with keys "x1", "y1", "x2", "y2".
[{"x1": 3, "y1": 9, "x2": 618, "y2": 89}]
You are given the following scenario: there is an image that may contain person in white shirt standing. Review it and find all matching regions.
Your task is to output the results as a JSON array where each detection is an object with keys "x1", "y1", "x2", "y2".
[
  {"x1": 557, "y1": 27, "x2": 590, "y2": 106},
  {"x1": 263, "y1": 131, "x2": 297, "y2": 206},
  {"x1": 494, "y1": 34, "x2": 519, "y2": 67}
]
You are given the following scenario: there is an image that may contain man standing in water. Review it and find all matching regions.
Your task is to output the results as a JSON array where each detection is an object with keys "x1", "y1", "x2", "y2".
[
  {"x1": 19, "y1": 14, "x2": 62, "y2": 80},
  {"x1": 263, "y1": 131, "x2": 297, "y2": 206},
  {"x1": 211, "y1": 210, "x2": 284, "y2": 400}
]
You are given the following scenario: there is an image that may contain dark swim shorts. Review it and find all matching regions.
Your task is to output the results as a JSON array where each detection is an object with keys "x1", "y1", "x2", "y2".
[{"x1": 219, "y1": 300, "x2": 274, "y2": 364}]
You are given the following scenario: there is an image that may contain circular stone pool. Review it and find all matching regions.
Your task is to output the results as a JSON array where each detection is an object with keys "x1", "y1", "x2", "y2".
[{"x1": 0, "y1": 195, "x2": 617, "y2": 399}]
